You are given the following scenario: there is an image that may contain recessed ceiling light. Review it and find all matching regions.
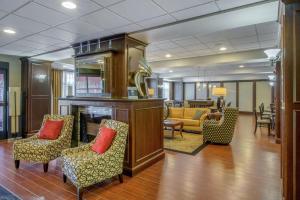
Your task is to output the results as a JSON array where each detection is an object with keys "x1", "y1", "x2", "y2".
[
  {"x1": 169, "y1": 70, "x2": 173, "y2": 73},
  {"x1": 219, "y1": 47, "x2": 227, "y2": 51},
  {"x1": 62, "y1": 1, "x2": 77, "y2": 9},
  {"x1": 3, "y1": 28, "x2": 16, "y2": 34},
  {"x1": 239, "y1": 65, "x2": 245, "y2": 68},
  {"x1": 165, "y1": 54, "x2": 172, "y2": 58}
]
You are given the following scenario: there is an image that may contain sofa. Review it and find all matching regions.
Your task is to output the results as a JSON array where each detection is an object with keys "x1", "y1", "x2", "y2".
[{"x1": 167, "y1": 107, "x2": 209, "y2": 132}]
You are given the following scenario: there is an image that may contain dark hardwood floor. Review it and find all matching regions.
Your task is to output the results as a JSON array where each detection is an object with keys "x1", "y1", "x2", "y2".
[{"x1": 0, "y1": 114, "x2": 281, "y2": 200}]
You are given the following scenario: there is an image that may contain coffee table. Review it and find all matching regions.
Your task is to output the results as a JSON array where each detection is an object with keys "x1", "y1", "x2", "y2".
[{"x1": 163, "y1": 120, "x2": 184, "y2": 139}]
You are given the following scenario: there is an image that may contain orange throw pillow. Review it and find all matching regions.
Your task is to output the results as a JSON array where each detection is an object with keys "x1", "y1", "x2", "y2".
[
  {"x1": 91, "y1": 127, "x2": 117, "y2": 154},
  {"x1": 38, "y1": 120, "x2": 64, "y2": 140}
]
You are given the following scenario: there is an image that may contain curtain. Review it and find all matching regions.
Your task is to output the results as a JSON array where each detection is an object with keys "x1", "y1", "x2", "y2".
[{"x1": 51, "y1": 69, "x2": 62, "y2": 115}]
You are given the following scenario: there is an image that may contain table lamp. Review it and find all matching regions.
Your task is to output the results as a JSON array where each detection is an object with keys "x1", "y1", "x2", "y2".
[
  {"x1": 148, "y1": 88, "x2": 155, "y2": 98},
  {"x1": 212, "y1": 87, "x2": 227, "y2": 111}
]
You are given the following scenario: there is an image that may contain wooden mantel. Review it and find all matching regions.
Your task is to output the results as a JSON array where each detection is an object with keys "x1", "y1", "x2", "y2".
[{"x1": 58, "y1": 97, "x2": 165, "y2": 176}]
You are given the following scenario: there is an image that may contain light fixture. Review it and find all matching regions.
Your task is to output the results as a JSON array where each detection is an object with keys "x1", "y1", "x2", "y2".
[
  {"x1": 165, "y1": 54, "x2": 172, "y2": 58},
  {"x1": 269, "y1": 82, "x2": 274, "y2": 86},
  {"x1": 62, "y1": 1, "x2": 77, "y2": 9},
  {"x1": 239, "y1": 65, "x2": 245, "y2": 68},
  {"x1": 268, "y1": 75, "x2": 275, "y2": 80},
  {"x1": 169, "y1": 70, "x2": 173, "y2": 73},
  {"x1": 3, "y1": 28, "x2": 16, "y2": 34},
  {"x1": 213, "y1": 85, "x2": 217, "y2": 88},
  {"x1": 264, "y1": 48, "x2": 281, "y2": 60},
  {"x1": 219, "y1": 47, "x2": 227, "y2": 51}
]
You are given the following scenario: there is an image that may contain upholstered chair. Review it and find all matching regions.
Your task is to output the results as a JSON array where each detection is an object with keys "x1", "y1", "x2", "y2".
[
  {"x1": 202, "y1": 108, "x2": 239, "y2": 144},
  {"x1": 13, "y1": 115, "x2": 74, "y2": 172},
  {"x1": 61, "y1": 120, "x2": 129, "y2": 200}
]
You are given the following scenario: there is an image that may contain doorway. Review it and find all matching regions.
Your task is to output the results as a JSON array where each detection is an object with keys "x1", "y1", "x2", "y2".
[{"x1": 0, "y1": 62, "x2": 8, "y2": 139}]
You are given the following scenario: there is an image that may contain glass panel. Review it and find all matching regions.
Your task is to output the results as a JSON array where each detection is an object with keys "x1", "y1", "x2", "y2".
[
  {"x1": 0, "y1": 73, "x2": 4, "y2": 101},
  {"x1": 62, "y1": 71, "x2": 75, "y2": 97},
  {"x1": 0, "y1": 106, "x2": 3, "y2": 131},
  {"x1": 196, "y1": 82, "x2": 207, "y2": 99},
  {"x1": 75, "y1": 53, "x2": 112, "y2": 97},
  {"x1": 208, "y1": 82, "x2": 220, "y2": 101},
  {"x1": 162, "y1": 82, "x2": 170, "y2": 100},
  {"x1": 174, "y1": 82, "x2": 183, "y2": 101},
  {"x1": 239, "y1": 82, "x2": 253, "y2": 112},
  {"x1": 184, "y1": 83, "x2": 195, "y2": 100},
  {"x1": 256, "y1": 81, "x2": 272, "y2": 111},
  {"x1": 224, "y1": 82, "x2": 237, "y2": 107}
]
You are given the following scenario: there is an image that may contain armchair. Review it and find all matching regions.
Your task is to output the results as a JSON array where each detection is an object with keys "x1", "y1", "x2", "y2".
[
  {"x1": 61, "y1": 120, "x2": 129, "y2": 200},
  {"x1": 203, "y1": 108, "x2": 238, "y2": 144},
  {"x1": 13, "y1": 115, "x2": 74, "y2": 172}
]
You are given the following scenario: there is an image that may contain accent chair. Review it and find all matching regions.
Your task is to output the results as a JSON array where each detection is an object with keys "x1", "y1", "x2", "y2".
[
  {"x1": 203, "y1": 107, "x2": 239, "y2": 144},
  {"x1": 13, "y1": 115, "x2": 74, "y2": 172},
  {"x1": 61, "y1": 120, "x2": 129, "y2": 200}
]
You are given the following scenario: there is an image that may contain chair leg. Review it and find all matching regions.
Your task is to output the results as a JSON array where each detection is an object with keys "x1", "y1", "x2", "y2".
[
  {"x1": 63, "y1": 174, "x2": 67, "y2": 183},
  {"x1": 43, "y1": 163, "x2": 48, "y2": 173},
  {"x1": 77, "y1": 188, "x2": 83, "y2": 200},
  {"x1": 15, "y1": 160, "x2": 20, "y2": 169},
  {"x1": 118, "y1": 174, "x2": 123, "y2": 183}
]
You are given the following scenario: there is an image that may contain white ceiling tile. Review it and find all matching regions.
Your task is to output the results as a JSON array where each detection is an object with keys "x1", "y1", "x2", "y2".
[
  {"x1": 40, "y1": 28, "x2": 83, "y2": 42},
  {"x1": 111, "y1": 23, "x2": 142, "y2": 34},
  {"x1": 11, "y1": 39, "x2": 50, "y2": 49},
  {"x1": 153, "y1": 0, "x2": 212, "y2": 13},
  {"x1": 222, "y1": 25, "x2": 256, "y2": 39},
  {"x1": 196, "y1": 32, "x2": 226, "y2": 43},
  {"x1": 81, "y1": 8, "x2": 131, "y2": 29},
  {"x1": 155, "y1": 41, "x2": 179, "y2": 49},
  {"x1": 108, "y1": 0, "x2": 166, "y2": 22},
  {"x1": 25, "y1": 34, "x2": 66, "y2": 46},
  {"x1": 57, "y1": 19, "x2": 104, "y2": 35},
  {"x1": 234, "y1": 42, "x2": 260, "y2": 50},
  {"x1": 15, "y1": 2, "x2": 71, "y2": 26},
  {"x1": 0, "y1": 34, "x2": 19, "y2": 46},
  {"x1": 258, "y1": 32, "x2": 278, "y2": 42},
  {"x1": 171, "y1": 2, "x2": 219, "y2": 20},
  {"x1": 91, "y1": 0, "x2": 125, "y2": 7},
  {"x1": 35, "y1": 0, "x2": 102, "y2": 18},
  {"x1": 0, "y1": 0, "x2": 29, "y2": 12},
  {"x1": 0, "y1": 10, "x2": 7, "y2": 18},
  {"x1": 205, "y1": 40, "x2": 232, "y2": 49},
  {"x1": 2, "y1": 42, "x2": 37, "y2": 52},
  {"x1": 0, "y1": 14, "x2": 49, "y2": 34},
  {"x1": 216, "y1": 0, "x2": 263, "y2": 10},
  {"x1": 166, "y1": 47, "x2": 186, "y2": 53},
  {"x1": 230, "y1": 35, "x2": 258, "y2": 45},
  {"x1": 172, "y1": 36, "x2": 202, "y2": 47},
  {"x1": 260, "y1": 40, "x2": 276, "y2": 48},
  {"x1": 138, "y1": 14, "x2": 176, "y2": 28},
  {"x1": 0, "y1": 48, "x2": 23, "y2": 56},
  {"x1": 184, "y1": 43, "x2": 208, "y2": 51},
  {"x1": 256, "y1": 21, "x2": 279, "y2": 34}
]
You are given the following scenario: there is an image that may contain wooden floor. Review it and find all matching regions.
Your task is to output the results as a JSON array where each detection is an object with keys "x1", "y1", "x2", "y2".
[{"x1": 0, "y1": 114, "x2": 281, "y2": 200}]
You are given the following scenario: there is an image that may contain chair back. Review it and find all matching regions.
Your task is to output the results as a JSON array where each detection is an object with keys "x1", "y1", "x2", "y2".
[
  {"x1": 221, "y1": 107, "x2": 239, "y2": 137},
  {"x1": 41, "y1": 115, "x2": 74, "y2": 147},
  {"x1": 100, "y1": 120, "x2": 129, "y2": 168}
]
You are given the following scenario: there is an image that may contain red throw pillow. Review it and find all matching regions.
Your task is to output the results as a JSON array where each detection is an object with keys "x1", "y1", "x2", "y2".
[
  {"x1": 38, "y1": 120, "x2": 64, "y2": 140},
  {"x1": 91, "y1": 127, "x2": 117, "y2": 154}
]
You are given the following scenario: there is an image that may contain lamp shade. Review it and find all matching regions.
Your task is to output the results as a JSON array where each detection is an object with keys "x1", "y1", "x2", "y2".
[
  {"x1": 212, "y1": 87, "x2": 227, "y2": 96},
  {"x1": 148, "y1": 88, "x2": 155, "y2": 96}
]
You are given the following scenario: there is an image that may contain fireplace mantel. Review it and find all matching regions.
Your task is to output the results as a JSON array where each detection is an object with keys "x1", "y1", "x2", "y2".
[{"x1": 58, "y1": 97, "x2": 165, "y2": 176}]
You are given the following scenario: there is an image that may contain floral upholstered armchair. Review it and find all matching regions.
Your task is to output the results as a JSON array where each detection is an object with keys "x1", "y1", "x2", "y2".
[
  {"x1": 13, "y1": 115, "x2": 74, "y2": 172},
  {"x1": 61, "y1": 120, "x2": 129, "y2": 200},
  {"x1": 203, "y1": 108, "x2": 239, "y2": 144}
]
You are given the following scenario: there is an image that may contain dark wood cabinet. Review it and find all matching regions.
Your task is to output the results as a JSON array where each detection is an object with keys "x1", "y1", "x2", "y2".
[{"x1": 20, "y1": 58, "x2": 51, "y2": 137}]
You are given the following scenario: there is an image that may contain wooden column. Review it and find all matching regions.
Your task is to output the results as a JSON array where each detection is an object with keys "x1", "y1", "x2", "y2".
[
  {"x1": 281, "y1": 1, "x2": 300, "y2": 199},
  {"x1": 275, "y1": 61, "x2": 281, "y2": 144}
]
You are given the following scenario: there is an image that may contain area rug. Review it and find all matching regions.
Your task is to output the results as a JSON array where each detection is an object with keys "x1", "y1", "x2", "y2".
[
  {"x1": 0, "y1": 185, "x2": 20, "y2": 200},
  {"x1": 164, "y1": 130, "x2": 207, "y2": 155}
]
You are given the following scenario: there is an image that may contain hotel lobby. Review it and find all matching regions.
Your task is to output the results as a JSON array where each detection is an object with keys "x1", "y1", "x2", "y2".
[{"x1": 0, "y1": 0, "x2": 299, "y2": 200}]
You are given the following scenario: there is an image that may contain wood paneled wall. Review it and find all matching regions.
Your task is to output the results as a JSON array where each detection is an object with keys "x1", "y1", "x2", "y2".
[{"x1": 281, "y1": 1, "x2": 300, "y2": 199}]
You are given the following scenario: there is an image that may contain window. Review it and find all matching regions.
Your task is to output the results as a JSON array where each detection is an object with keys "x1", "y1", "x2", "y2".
[
  {"x1": 162, "y1": 82, "x2": 170, "y2": 100},
  {"x1": 184, "y1": 83, "x2": 195, "y2": 100},
  {"x1": 62, "y1": 71, "x2": 75, "y2": 97},
  {"x1": 224, "y1": 82, "x2": 237, "y2": 107},
  {"x1": 196, "y1": 82, "x2": 207, "y2": 99},
  {"x1": 174, "y1": 82, "x2": 183, "y2": 101}
]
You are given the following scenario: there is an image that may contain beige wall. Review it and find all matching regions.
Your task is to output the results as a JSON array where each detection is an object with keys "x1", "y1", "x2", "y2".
[{"x1": 0, "y1": 54, "x2": 21, "y2": 87}]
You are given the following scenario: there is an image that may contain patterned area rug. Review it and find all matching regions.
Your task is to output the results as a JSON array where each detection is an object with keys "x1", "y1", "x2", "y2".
[
  {"x1": 0, "y1": 185, "x2": 20, "y2": 200},
  {"x1": 164, "y1": 130, "x2": 207, "y2": 155}
]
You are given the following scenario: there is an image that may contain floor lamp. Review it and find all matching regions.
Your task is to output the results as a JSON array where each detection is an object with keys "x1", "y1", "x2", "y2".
[{"x1": 212, "y1": 87, "x2": 227, "y2": 112}]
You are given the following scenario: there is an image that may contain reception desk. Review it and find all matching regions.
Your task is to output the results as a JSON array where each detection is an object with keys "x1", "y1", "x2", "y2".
[{"x1": 58, "y1": 97, "x2": 165, "y2": 176}]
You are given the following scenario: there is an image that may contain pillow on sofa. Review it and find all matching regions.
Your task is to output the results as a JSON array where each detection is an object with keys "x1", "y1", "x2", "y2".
[
  {"x1": 92, "y1": 127, "x2": 116, "y2": 154},
  {"x1": 192, "y1": 110, "x2": 204, "y2": 120},
  {"x1": 38, "y1": 119, "x2": 64, "y2": 140}
]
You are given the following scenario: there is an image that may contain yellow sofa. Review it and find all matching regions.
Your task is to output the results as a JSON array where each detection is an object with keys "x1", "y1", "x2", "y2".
[{"x1": 167, "y1": 107, "x2": 209, "y2": 132}]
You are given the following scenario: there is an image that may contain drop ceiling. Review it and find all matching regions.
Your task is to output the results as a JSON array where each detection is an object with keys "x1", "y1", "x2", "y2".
[{"x1": 0, "y1": 0, "x2": 278, "y2": 60}]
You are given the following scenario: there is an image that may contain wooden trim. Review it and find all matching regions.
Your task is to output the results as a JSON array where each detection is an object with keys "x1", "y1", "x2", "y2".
[
  {"x1": 253, "y1": 81, "x2": 256, "y2": 111},
  {"x1": 236, "y1": 81, "x2": 239, "y2": 107}
]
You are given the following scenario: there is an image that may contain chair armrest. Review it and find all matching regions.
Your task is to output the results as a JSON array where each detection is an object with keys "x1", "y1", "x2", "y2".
[
  {"x1": 204, "y1": 120, "x2": 219, "y2": 126},
  {"x1": 62, "y1": 144, "x2": 92, "y2": 156}
]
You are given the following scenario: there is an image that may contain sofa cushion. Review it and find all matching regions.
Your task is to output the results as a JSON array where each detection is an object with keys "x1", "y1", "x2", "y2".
[
  {"x1": 92, "y1": 127, "x2": 116, "y2": 154},
  {"x1": 192, "y1": 110, "x2": 205, "y2": 120},
  {"x1": 184, "y1": 108, "x2": 209, "y2": 119},
  {"x1": 38, "y1": 119, "x2": 64, "y2": 140},
  {"x1": 169, "y1": 108, "x2": 184, "y2": 118}
]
